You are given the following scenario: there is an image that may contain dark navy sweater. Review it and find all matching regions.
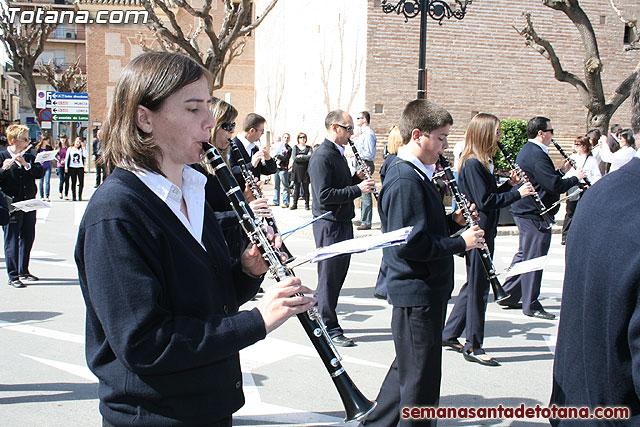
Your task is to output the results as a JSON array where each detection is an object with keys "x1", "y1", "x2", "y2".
[
  {"x1": 551, "y1": 158, "x2": 640, "y2": 425},
  {"x1": 308, "y1": 139, "x2": 362, "y2": 222},
  {"x1": 75, "y1": 168, "x2": 265, "y2": 426},
  {"x1": 458, "y1": 158, "x2": 521, "y2": 240},
  {"x1": 379, "y1": 161, "x2": 466, "y2": 307},
  {"x1": 509, "y1": 141, "x2": 578, "y2": 219},
  {"x1": 0, "y1": 148, "x2": 44, "y2": 202}
]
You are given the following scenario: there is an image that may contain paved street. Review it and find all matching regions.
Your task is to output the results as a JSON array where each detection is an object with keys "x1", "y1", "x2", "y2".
[{"x1": 1, "y1": 175, "x2": 565, "y2": 426}]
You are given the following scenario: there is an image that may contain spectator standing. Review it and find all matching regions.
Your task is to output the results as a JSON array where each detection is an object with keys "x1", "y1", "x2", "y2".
[
  {"x1": 271, "y1": 133, "x2": 292, "y2": 207},
  {"x1": 93, "y1": 129, "x2": 106, "y2": 187},
  {"x1": 0, "y1": 124, "x2": 44, "y2": 288},
  {"x1": 599, "y1": 128, "x2": 636, "y2": 173},
  {"x1": 65, "y1": 137, "x2": 87, "y2": 201},
  {"x1": 550, "y1": 75, "x2": 640, "y2": 426},
  {"x1": 308, "y1": 110, "x2": 376, "y2": 347},
  {"x1": 560, "y1": 135, "x2": 601, "y2": 244},
  {"x1": 290, "y1": 132, "x2": 312, "y2": 210},
  {"x1": 35, "y1": 134, "x2": 53, "y2": 201},
  {"x1": 55, "y1": 135, "x2": 70, "y2": 199},
  {"x1": 353, "y1": 111, "x2": 377, "y2": 230}
]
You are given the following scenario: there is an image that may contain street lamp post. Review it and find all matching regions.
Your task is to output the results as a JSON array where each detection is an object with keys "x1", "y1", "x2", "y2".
[{"x1": 380, "y1": 0, "x2": 473, "y2": 99}]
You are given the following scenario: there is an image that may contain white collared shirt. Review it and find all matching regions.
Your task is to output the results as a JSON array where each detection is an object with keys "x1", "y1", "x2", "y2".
[
  {"x1": 326, "y1": 136, "x2": 346, "y2": 156},
  {"x1": 8, "y1": 145, "x2": 31, "y2": 170},
  {"x1": 530, "y1": 139, "x2": 549, "y2": 154},
  {"x1": 397, "y1": 146, "x2": 435, "y2": 181},
  {"x1": 132, "y1": 166, "x2": 207, "y2": 249},
  {"x1": 237, "y1": 134, "x2": 256, "y2": 157}
]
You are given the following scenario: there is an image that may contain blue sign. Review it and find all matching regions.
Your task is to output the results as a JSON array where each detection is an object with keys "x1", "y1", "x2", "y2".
[{"x1": 46, "y1": 92, "x2": 88, "y2": 102}]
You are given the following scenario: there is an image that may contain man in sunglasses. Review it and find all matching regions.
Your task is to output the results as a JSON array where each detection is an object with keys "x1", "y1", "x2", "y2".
[
  {"x1": 308, "y1": 110, "x2": 376, "y2": 347},
  {"x1": 498, "y1": 117, "x2": 584, "y2": 320},
  {"x1": 229, "y1": 113, "x2": 276, "y2": 182}
]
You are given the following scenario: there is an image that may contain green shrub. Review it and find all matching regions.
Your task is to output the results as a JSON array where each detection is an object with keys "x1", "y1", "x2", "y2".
[{"x1": 493, "y1": 119, "x2": 528, "y2": 173}]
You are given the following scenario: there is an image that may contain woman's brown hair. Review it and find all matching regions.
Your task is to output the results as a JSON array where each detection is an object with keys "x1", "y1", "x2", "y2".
[
  {"x1": 101, "y1": 52, "x2": 211, "y2": 175},
  {"x1": 460, "y1": 113, "x2": 501, "y2": 171}
]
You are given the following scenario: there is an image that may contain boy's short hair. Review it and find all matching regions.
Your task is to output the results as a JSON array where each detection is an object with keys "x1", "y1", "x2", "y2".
[{"x1": 399, "y1": 99, "x2": 453, "y2": 144}]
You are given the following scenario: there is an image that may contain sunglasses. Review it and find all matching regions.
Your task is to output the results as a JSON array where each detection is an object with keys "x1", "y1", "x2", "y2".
[
  {"x1": 220, "y1": 122, "x2": 236, "y2": 132},
  {"x1": 298, "y1": 136, "x2": 307, "y2": 140},
  {"x1": 335, "y1": 123, "x2": 354, "y2": 132},
  {"x1": 574, "y1": 143, "x2": 583, "y2": 146},
  {"x1": 543, "y1": 128, "x2": 554, "y2": 134}
]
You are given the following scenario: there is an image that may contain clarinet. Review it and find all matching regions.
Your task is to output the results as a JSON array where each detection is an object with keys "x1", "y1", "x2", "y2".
[
  {"x1": 437, "y1": 155, "x2": 510, "y2": 303},
  {"x1": 229, "y1": 141, "x2": 295, "y2": 261},
  {"x1": 201, "y1": 143, "x2": 376, "y2": 422},
  {"x1": 496, "y1": 141, "x2": 555, "y2": 229},
  {"x1": 347, "y1": 139, "x2": 378, "y2": 200},
  {"x1": 551, "y1": 139, "x2": 592, "y2": 187}
]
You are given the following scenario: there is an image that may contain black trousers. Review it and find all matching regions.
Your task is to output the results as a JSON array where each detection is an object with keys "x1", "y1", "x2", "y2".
[
  {"x1": 312, "y1": 219, "x2": 353, "y2": 337},
  {"x1": 362, "y1": 302, "x2": 447, "y2": 426},
  {"x1": 95, "y1": 163, "x2": 106, "y2": 186},
  {"x1": 68, "y1": 167, "x2": 84, "y2": 200},
  {"x1": 291, "y1": 181, "x2": 309, "y2": 208},
  {"x1": 500, "y1": 216, "x2": 552, "y2": 314},
  {"x1": 442, "y1": 240, "x2": 494, "y2": 355},
  {"x1": 561, "y1": 198, "x2": 580, "y2": 243},
  {"x1": 3, "y1": 210, "x2": 36, "y2": 281}
]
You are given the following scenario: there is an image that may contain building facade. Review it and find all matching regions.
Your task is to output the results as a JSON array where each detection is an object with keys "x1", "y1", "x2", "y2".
[{"x1": 254, "y1": 0, "x2": 640, "y2": 166}]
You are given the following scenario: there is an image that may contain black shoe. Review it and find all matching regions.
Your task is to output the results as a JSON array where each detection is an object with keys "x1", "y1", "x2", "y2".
[
  {"x1": 373, "y1": 292, "x2": 386, "y2": 300},
  {"x1": 19, "y1": 273, "x2": 39, "y2": 282},
  {"x1": 332, "y1": 335, "x2": 355, "y2": 347},
  {"x1": 305, "y1": 205, "x2": 310, "y2": 210},
  {"x1": 8, "y1": 279, "x2": 26, "y2": 288},
  {"x1": 496, "y1": 300, "x2": 522, "y2": 309},
  {"x1": 463, "y1": 350, "x2": 500, "y2": 367},
  {"x1": 525, "y1": 309, "x2": 556, "y2": 320},
  {"x1": 94, "y1": 184, "x2": 99, "y2": 188},
  {"x1": 289, "y1": 205, "x2": 297, "y2": 210},
  {"x1": 442, "y1": 338, "x2": 464, "y2": 353}
]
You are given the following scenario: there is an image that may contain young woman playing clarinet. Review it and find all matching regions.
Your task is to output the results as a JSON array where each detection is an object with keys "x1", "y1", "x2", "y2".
[{"x1": 442, "y1": 113, "x2": 534, "y2": 366}]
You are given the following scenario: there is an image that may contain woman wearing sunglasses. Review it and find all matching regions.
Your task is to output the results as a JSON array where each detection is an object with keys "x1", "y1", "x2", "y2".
[{"x1": 560, "y1": 135, "x2": 602, "y2": 244}]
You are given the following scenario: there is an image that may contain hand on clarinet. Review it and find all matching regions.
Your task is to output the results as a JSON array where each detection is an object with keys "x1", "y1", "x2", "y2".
[
  {"x1": 453, "y1": 202, "x2": 479, "y2": 226},
  {"x1": 243, "y1": 179, "x2": 263, "y2": 202},
  {"x1": 257, "y1": 278, "x2": 316, "y2": 334},
  {"x1": 508, "y1": 170, "x2": 523, "y2": 185},
  {"x1": 461, "y1": 225, "x2": 485, "y2": 251},
  {"x1": 560, "y1": 160, "x2": 572, "y2": 174},
  {"x1": 518, "y1": 182, "x2": 536, "y2": 198},
  {"x1": 575, "y1": 168, "x2": 585, "y2": 181},
  {"x1": 358, "y1": 178, "x2": 376, "y2": 194},
  {"x1": 240, "y1": 226, "x2": 285, "y2": 275},
  {"x1": 249, "y1": 198, "x2": 273, "y2": 218},
  {"x1": 251, "y1": 149, "x2": 267, "y2": 168}
]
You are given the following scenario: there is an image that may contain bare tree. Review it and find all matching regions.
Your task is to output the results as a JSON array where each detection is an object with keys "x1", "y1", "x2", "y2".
[
  {"x1": 319, "y1": 12, "x2": 364, "y2": 112},
  {"x1": 39, "y1": 57, "x2": 87, "y2": 93},
  {"x1": 264, "y1": 63, "x2": 285, "y2": 140},
  {"x1": 140, "y1": 0, "x2": 278, "y2": 92},
  {"x1": 514, "y1": 0, "x2": 639, "y2": 134},
  {"x1": 0, "y1": 2, "x2": 56, "y2": 125}
]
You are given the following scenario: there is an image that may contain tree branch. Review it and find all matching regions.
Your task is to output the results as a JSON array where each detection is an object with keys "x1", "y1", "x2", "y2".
[{"x1": 609, "y1": 0, "x2": 640, "y2": 51}]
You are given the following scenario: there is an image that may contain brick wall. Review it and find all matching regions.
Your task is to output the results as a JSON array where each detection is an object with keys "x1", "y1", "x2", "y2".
[{"x1": 366, "y1": 0, "x2": 639, "y2": 169}]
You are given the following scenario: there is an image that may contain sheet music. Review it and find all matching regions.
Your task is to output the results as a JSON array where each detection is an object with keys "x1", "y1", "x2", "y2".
[
  {"x1": 35, "y1": 150, "x2": 58, "y2": 164},
  {"x1": 12, "y1": 199, "x2": 51, "y2": 212}
]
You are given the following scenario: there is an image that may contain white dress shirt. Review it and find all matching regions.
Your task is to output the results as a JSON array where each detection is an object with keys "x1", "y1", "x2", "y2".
[
  {"x1": 565, "y1": 153, "x2": 601, "y2": 184},
  {"x1": 600, "y1": 144, "x2": 637, "y2": 172},
  {"x1": 397, "y1": 146, "x2": 435, "y2": 181},
  {"x1": 132, "y1": 166, "x2": 207, "y2": 249},
  {"x1": 356, "y1": 126, "x2": 377, "y2": 162}
]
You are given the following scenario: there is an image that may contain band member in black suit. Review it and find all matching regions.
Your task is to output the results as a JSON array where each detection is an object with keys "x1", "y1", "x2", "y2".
[
  {"x1": 361, "y1": 99, "x2": 484, "y2": 426},
  {"x1": 497, "y1": 117, "x2": 584, "y2": 319},
  {"x1": 308, "y1": 110, "x2": 376, "y2": 347},
  {"x1": 229, "y1": 113, "x2": 276, "y2": 182},
  {"x1": 550, "y1": 77, "x2": 640, "y2": 425},
  {"x1": 0, "y1": 124, "x2": 44, "y2": 288},
  {"x1": 442, "y1": 113, "x2": 534, "y2": 367}
]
